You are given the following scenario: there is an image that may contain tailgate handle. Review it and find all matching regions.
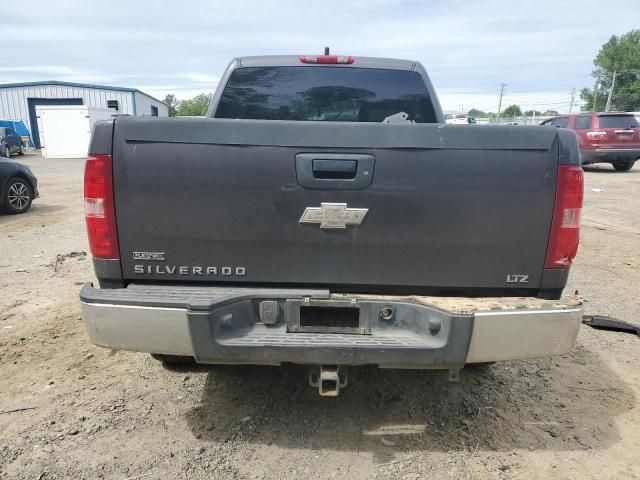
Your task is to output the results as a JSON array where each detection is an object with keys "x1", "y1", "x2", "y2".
[
  {"x1": 312, "y1": 159, "x2": 357, "y2": 179},
  {"x1": 296, "y1": 153, "x2": 375, "y2": 190}
]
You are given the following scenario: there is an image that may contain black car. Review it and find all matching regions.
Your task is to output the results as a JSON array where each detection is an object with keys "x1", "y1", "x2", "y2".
[
  {"x1": 0, "y1": 157, "x2": 38, "y2": 214},
  {"x1": 0, "y1": 127, "x2": 25, "y2": 157}
]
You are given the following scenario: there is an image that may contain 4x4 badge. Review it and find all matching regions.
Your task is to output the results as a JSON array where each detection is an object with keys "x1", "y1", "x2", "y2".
[
  {"x1": 299, "y1": 203, "x2": 368, "y2": 230},
  {"x1": 133, "y1": 251, "x2": 166, "y2": 261}
]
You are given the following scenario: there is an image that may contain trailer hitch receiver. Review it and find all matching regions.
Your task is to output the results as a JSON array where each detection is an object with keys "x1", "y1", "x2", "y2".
[{"x1": 309, "y1": 365, "x2": 348, "y2": 396}]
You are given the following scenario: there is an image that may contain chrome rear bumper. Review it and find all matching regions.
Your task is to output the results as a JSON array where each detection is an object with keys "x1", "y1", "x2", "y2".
[{"x1": 80, "y1": 284, "x2": 582, "y2": 367}]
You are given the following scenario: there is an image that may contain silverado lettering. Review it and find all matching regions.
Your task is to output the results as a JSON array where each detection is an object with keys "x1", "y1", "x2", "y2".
[{"x1": 133, "y1": 265, "x2": 246, "y2": 276}]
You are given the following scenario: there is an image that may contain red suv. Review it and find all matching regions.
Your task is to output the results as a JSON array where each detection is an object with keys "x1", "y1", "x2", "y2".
[{"x1": 541, "y1": 112, "x2": 640, "y2": 171}]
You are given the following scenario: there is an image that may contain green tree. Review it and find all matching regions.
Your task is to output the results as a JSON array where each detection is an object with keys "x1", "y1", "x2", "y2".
[
  {"x1": 501, "y1": 105, "x2": 523, "y2": 118},
  {"x1": 542, "y1": 110, "x2": 559, "y2": 116},
  {"x1": 524, "y1": 110, "x2": 542, "y2": 116},
  {"x1": 163, "y1": 94, "x2": 180, "y2": 117},
  {"x1": 580, "y1": 30, "x2": 640, "y2": 112},
  {"x1": 580, "y1": 87, "x2": 606, "y2": 112},
  {"x1": 467, "y1": 108, "x2": 486, "y2": 117},
  {"x1": 177, "y1": 93, "x2": 213, "y2": 116}
]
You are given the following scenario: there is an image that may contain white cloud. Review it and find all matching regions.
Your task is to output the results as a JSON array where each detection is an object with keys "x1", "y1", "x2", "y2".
[
  {"x1": 0, "y1": 65, "x2": 77, "y2": 75},
  {"x1": 182, "y1": 73, "x2": 221, "y2": 84},
  {"x1": 2, "y1": 0, "x2": 638, "y2": 112}
]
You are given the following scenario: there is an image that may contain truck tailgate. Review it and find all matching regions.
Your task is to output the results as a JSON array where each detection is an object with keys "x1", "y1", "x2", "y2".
[{"x1": 112, "y1": 117, "x2": 560, "y2": 293}]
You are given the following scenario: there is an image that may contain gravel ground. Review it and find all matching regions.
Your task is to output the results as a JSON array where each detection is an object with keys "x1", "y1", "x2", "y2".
[{"x1": 1, "y1": 153, "x2": 639, "y2": 480}]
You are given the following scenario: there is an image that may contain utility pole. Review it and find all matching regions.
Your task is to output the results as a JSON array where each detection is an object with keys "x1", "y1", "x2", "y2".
[
  {"x1": 592, "y1": 81, "x2": 601, "y2": 111},
  {"x1": 497, "y1": 83, "x2": 506, "y2": 118},
  {"x1": 532, "y1": 104, "x2": 536, "y2": 124},
  {"x1": 605, "y1": 70, "x2": 617, "y2": 112},
  {"x1": 569, "y1": 88, "x2": 576, "y2": 113}
]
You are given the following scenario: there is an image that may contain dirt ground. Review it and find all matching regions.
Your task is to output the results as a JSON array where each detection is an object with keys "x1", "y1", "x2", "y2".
[{"x1": 1, "y1": 153, "x2": 639, "y2": 480}]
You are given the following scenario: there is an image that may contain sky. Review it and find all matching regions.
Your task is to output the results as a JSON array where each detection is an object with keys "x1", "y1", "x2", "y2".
[{"x1": 3, "y1": 0, "x2": 640, "y2": 114}]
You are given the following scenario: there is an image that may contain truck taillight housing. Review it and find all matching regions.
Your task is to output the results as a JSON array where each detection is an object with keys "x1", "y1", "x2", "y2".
[
  {"x1": 84, "y1": 154, "x2": 120, "y2": 259},
  {"x1": 544, "y1": 165, "x2": 583, "y2": 269}
]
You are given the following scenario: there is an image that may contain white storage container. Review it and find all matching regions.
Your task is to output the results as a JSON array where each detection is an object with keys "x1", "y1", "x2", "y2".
[{"x1": 36, "y1": 106, "x2": 113, "y2": 159}]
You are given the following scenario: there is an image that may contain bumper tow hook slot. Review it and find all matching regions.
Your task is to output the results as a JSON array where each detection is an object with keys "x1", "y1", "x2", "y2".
[{"x1": 309, "y1": 365, "x2": 348, "y2": 396}]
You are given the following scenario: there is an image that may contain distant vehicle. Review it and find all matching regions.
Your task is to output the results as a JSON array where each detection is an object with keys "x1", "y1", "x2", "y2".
[
  {"x1": 0, "y1": 127, "x2": 24, "y2": 157},
  {"x1": 541, "y1": 112, "x2": 640, "y2": 171},
  {"x1": 0, "y1": 157, "x2": 38, "y2": 214},
  {"x1": 445, "y1": 114, "x2": 475, "y2": 124}
]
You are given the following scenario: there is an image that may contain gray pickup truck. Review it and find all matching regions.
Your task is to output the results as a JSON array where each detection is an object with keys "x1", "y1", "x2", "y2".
[{"x1": 80, "y1": 54, "x2": 584, "y2": 395}]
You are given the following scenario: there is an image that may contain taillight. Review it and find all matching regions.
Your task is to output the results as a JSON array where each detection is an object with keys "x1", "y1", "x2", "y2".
[
  {"x1": 586, "y1": 131, "x2": 607, "y2": 142},
  {"x1": 544, "y1": 165, "x2": 583, "y2": 269},
  {"x1": 300, "y1": 55, "x2": 354, "y2": 64},
  {"x1": 84, "y1": 154, "x2": 120, "y2": 259}
]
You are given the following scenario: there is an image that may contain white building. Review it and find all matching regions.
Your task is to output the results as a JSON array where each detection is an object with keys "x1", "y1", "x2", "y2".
[{"x1": 0, "y1": 81, "x2": 168, "y2": 148}]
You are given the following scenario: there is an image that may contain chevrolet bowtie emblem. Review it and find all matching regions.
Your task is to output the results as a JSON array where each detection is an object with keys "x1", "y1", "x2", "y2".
[{"x1": 299, "y1": 203, "x2": 369, "y2": 229}]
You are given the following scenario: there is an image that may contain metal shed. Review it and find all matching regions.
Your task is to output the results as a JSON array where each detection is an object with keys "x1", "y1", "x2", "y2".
[{"x1": 0, "y1": 81, "x2": 168, "y2": 148}]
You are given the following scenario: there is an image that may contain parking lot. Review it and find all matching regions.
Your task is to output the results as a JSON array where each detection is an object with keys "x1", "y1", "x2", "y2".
[{"x1": 1, "y1": 153, "x2": 639, "y2": 480}]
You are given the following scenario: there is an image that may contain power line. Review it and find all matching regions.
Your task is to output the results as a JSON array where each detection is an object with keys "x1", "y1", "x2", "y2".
[
  {"x1": 518, "y1": 99, "x2": 583, "y2": 107},
  {"x1": 458, "y1": 97, "x2": 587, "y2": 111},
  {"x1": 613, "y1": 68, "x2": 640, "y2": 75},
  {"x1": 443, "y1": 92, "x2": 589, "y2": 113},
  {"x1": 473, "y1": 100, "x2": 586, "y2": 109}
]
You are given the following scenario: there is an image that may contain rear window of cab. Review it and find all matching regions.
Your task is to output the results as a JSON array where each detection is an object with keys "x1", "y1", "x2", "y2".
[{"x1": 215, "y1": 66, "x2": 438, "y2": 123}]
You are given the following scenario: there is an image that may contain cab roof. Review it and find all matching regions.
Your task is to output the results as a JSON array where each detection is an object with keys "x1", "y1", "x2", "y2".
[{"x1": 236, "y1": 55, "x2": 418, "y2": 71}]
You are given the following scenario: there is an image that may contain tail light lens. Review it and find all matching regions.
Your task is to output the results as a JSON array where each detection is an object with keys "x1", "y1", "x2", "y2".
[
  {"x1": 544, "y1": 165, "x2": 583, "y2": 269},
  {"x1": 84, "y1": 154, "x2": 120, "y2": 259},
  {"x1": 300, "y1": 55, "x2": 354, "y2": 64},
  {"x1": 586, "y1": 131, "x2": 607, "y2": 144}
]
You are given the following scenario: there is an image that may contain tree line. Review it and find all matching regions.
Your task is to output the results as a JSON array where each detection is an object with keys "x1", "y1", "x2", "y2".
[{"x1": 162, "y1": 93, "x2": 212, "y2": 117}]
